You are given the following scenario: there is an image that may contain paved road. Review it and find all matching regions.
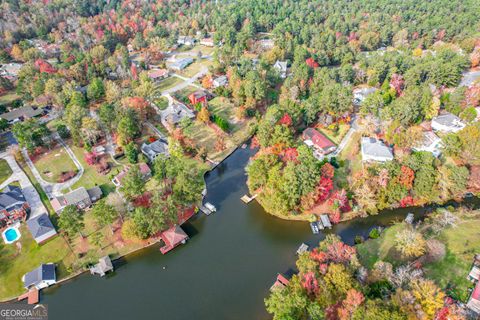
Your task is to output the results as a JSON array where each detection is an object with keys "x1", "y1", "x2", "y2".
[
  {"x1": 0, "y1": 151, "x2": 48, "y2": 219},
  {"x1": 21, "y1": 134, "x2": 84, "y2": 198}
]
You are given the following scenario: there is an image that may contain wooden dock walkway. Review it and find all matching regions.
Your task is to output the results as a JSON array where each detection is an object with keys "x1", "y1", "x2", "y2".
[
  {"x1": 18, "y1": 289, "x2": 39, "y2": 304},
  {"x1": 241, "y1": 194, "x2": 257, "y2": 203}
]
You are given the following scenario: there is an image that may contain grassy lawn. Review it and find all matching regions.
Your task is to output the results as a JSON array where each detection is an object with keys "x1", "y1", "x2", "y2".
[
  {"x1": 20, "y1": 162, "x2": 55, "y2": 214},
  {"x1": 69, "y1": 145, "x2": 119, "y2": 195},
  {"x1": 153, "y1": 96, "x2": 169, "y2": 110},
  {"x1": 177, "y1": 60, "x2": 211, "y2": 78},
  {"x1": 356, "y1": 223, "x2": 410, "y2": 269},
  {"x1": 0, "y1": 159, "x2": 12, "y2": 185},
  {"x1": 424, "y1": 218, "x2": 480, "y2": 301},
  {"x1": 33, "y1": 146, "x2": 78, "y2": 183},
  {"x1": 319, "y1": 123, "x2": 350, "y2": 145},
  {"x1": 0, "y1": 91, "x2": 19, "y2": 107},
  {"x1": 0, "y1": 224, "x2": 75, "y2": 300},
  {"x1": 338, "y1": 131, "x2": 362, "y2": 175},
  {"x1": 153, "y1": 77, "x2": 183, "y2": 93}
]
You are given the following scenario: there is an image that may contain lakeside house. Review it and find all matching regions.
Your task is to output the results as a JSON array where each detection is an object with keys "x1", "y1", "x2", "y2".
[
  {"x1": 23, "y1": 264, "x2": 56, "y2": 290},
  {"x1": 270, "y1": 274, "x2": 290, "y2": 291},
  {"x1": 0, "y1": 185, "x2": 29, "y2": 226},
  {"x1": 0, "y1": 106, "x2": 44, "y2": 124},
  {"x1": 112, "y1": 164, "x2": 152, "y2": 187},
  {"x1": 302, "y1": 128, "x2": 336, "y2": 159},
  {"x1": 168, "y1": 57, "x2": 193, "y2": 71},
  {"x1": 188, "y1": 90, "x2": 208, "y2": 106},
  {"x1": 273, "y1": 60, "x2": 288, "y2": 78},
  {"x1": 160, "y1": 100, "x2": 195, "y2": 127},
  {"x1": 26, "y1": 213, "x2": 57, "y2": 244},
  {"x1": 159, "y1": 225, "x2": 189, "y2": 254},
  {"x1": 141, "y1": 139, "x2": 169, "y2": 162},
  {"x1": 212, "y1": 75, "x2": 228, "y2": 88},
  {"x1": 431, "y1": 113, "x2": 466, "y2": 133},
  {"x1": 412, "y1": 131, "x2": 442, "y2": 157},
  {"x1": 353, "y1": 87, "x2": 377, "y2": 106},
  {"x1": 177, "y1": 36, "x2": 196, "y2": 46},
  {"x1": 361, "y1": 137, "x2": 394, "y2": 162},
  {"x1": 50, "y1": 186, "x2": 103, "y2": 212},
  {"x1": 147, "y1": 69, "x2": 169, "y2": 83}
]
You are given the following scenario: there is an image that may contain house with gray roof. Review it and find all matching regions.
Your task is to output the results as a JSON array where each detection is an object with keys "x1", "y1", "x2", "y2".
[
  {"x1": 353, "y1": 87, "x2": 377, "y2": 106},
  {"x1": 0, "y1": 106, "x2": 44, "y2": 124},
  {"x1": 141, "y1": 139, "x2": 169, "y2": 162},
  {"x1": 213, "y1": 75, "x2": 228, "y2": 88},
  {"x1": 26, "y1": 213, "x2": 57, "y2": 244},
  {"x1": 177, "y1": 36, "x2": 196, "y2": 46},
  {"x1": 23, "y1": 263, "x2": 56, "y2": 289},
  {"x1": 413, "y1": 131, "x2": 442, "y2": 157},
  {"x1": 160, "y1": 101, "x2": 195, "y2": 128},
  {"x1": 431, "y1": 113, "x2": 466, "y2": 133},
  {"x1": 50, "y1": 186, "x2": 102, "y2": 212},
  {"x1": 0, "y1": 185, "x2": 29, "y2": 225},
  {"x1": 361, "y1": 137, "x2": 394, "y2": 162},
  {"x1": 168, "y1": 57, "x2": 194, "y2": 71},
  {"x1": 90, "y1": 256, "x2": 114, "y2": 277}
]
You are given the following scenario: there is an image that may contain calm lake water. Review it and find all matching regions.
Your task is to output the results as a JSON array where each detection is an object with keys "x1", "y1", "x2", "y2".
[{"x1": 40, "y1": 145, "x2": 479, "y2": 320}]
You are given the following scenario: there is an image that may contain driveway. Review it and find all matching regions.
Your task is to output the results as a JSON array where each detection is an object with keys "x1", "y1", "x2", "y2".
[
  {"x1": 328, "y1": 116, "x2": 359, "y2": 158},
  {"x1": 21, "y1": 134, "x2": 84, "y2": 198},
  {"x1": 0, "y1": 151, "x2": 48, "y2": 219}
]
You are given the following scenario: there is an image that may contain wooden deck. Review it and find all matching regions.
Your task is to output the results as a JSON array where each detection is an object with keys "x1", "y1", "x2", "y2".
[{"x1": 18, "y1": 288, "x2": 39, "y2": 304}]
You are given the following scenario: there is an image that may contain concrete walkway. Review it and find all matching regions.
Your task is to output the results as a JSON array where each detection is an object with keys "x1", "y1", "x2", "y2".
[
  {"x1": 0, "y1": 151, "x2": 48, "y2": 218},
  {"x1": 328, "y1": 117, "x2": 359, "y2": 158},
  {"x1": 21, "y1": 135, "x2": 84, "y2": 198},
  {"x1": 144, "y1": 121, "x2": 166, "y2": 139}
]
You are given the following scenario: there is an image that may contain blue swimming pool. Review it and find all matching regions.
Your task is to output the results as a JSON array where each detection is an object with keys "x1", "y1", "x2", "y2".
[{"x1": 3, "y1": 227, "x2": 20, "y2": 243}]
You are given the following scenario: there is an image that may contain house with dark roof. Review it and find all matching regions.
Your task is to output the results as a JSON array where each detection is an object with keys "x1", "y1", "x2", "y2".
[
  {"x1": 141, "y1": 139, "x2": 169, "y2": 162},
  {"x1": 0, "y1": 106, "x2": 44, "y2": 124},
  {"x1": 112, "y1": 164, "x2": 151, "y2": 187},
  {"x1": 50, "y1": 186, "x2": 102, "y2": 212},
  {"x1": 160, "y1": 101, "x2": 195, "y2": 128},
  {"x1": 23, "y1": 263, "x2": 56, "y2": 290},
  {"x1": 302, "y1": 128, "x2": 337, "y2": 159},
  {"x1": 159, "y1": 225, "x2": 189, "y2": 254},
  {"x1": 0, "y1": 185, "x2": 29, "y2": 226},
  {"x1": 361, "y1": 137, "x2": 394, "y2": 162},
  {"x1": 26, "y1": 213, "x2": 57, "y2": 244}
]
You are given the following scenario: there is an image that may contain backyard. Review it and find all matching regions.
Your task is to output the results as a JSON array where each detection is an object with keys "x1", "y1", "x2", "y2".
[
  {"x1": 153, "y1": 77, "x2": 183, "y2": 93},
  {"x1": 0, "y1": 159, "x2": 12, "y2": 185},
  {"x1": 0, "y1": 224, "x2": 75, "y2": 300},
  {"x1": 319, "y1": 123, "x2": 350, "y2": 145},
  {"x1": 33, "y1": 145, "x2": 78, "y2": 183}
]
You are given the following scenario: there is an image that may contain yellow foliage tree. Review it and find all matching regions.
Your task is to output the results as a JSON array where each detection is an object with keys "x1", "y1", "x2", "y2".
[{"x1": 197, "y1": 107, "x2": 210, "y2": 123}]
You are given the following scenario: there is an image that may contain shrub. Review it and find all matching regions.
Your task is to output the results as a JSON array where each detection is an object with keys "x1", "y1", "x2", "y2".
[{"x1": 369, "y1": 228, "x2": 380, "y2": 239}]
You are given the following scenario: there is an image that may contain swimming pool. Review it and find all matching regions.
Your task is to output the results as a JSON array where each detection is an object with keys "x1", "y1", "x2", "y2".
[{"x1": 2, "y1": 226, "x2": 21, "y2": 244}]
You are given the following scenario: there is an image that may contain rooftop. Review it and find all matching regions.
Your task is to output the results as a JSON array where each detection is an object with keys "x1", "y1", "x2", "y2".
[
  {"x1": 0, "y1": 185, "x2": 26, "y2": 213},
  {"x1": 23, "y1": 264, "x2": 56, "y2": 288},
  {"x1": 361, "y1": 137, "x2": 394, "y2": 161},
  {"x1": 0, "y1": 106, "x2": 44, "y2": 122},
  {"x1": 26, "y1": 213, "x2": 57, "y2": 240}
]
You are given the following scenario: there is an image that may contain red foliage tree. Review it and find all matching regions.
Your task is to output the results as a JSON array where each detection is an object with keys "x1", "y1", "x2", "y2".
[
  {"x1": 84, "y1": 152, "x2": 98, "y2": 165},
  {"x1": 399, "y1": 195, "x2": 415, "y2": 208},
  {"x1": 329, "y1": 189, "x2": 351, "y2": 213},
  {"x1": 306, "y1": 57, "x2": 319, "y2": 68},
  {"x1": 321, "y1": 163, "x2": 335, "y2": 179},
  {"x1": 278, "y1": 113, "x2": 293, "y2": 126},
  {"x1": 282, "y1": 148, "x2": 298, "y2": 162},
  {"x1": 34, "y1": 59, "x2": 56, "y2": 74},
  {"x1": 399, "y1": 165, "x2": 415, "y2": 189},
  {"x1": 311, "y1": 239, "x2": 356, "y2": 265},
  {"x1": 125, "y1": 96, "x2": 149, "y2": 121},
  {"x1": 315, "y1": 177, "x2": 334, "y2": 203},
  {"x1": 131, "y1": 63, "x2": 138, "y2": 80},
  {"x1": 133, "y1": 192, "x2": 152, "y2": 208},
  {"x1": 301, "y1": 271, "x2": 319, "y2": 296},
  {"x1": 389, "y1": 73, "x2": 404, "y2": 96},
  {"x1": 468, "y1": 166, "x2": 480, "y2": 192},
  {"x1": 338, "y1": 289, "x2": 365, "y2": 320}
]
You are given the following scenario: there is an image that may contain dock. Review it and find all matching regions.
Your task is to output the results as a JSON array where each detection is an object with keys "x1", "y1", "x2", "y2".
[
  {"x1": 405, "y1": 213, "x2": 414, "y2": 224},
  {"x1": 310, "y1": 222, "x2": 319, "y2": 234},
  {"x1": 296, "y1": 243, "x2": 309, "y2": 255},
  {"x1": 89, "y1": 256, "x2": 114, "y2": 277},
  {"x1": 199, "y1": 202, "x2": 216, "y2": 215},
  {"x1": 241, "y1": 194, "x2": 257, "y2": 203},
  {"x1": 320, "y1": 214, "x2": 332, "y2": 229},
  {"x1": 270, "y1": 274, "x2": 290, "y2": 291},
  {"x1": 18, "y1": 289, "x2": 39, "y2": 304}
]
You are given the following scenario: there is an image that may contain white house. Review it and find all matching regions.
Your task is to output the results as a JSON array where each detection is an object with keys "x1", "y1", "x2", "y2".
[
  {"x1": 213, "y1": 75, "x2": 228, "y2": 88},
  {"x1": 23, "y1": 264, "x2": 56, "y2": 290},
  {"x1": 141, "y1": 139, "x2": 169, "y2": 162},
  {"x1": 412, "y1": 131, "x2": 442, "y2": 157},
  {"x1": 273, "y1": 60, "x2": 288, "y2": 78},
  {"x1": 353, "y1": 87, "x2": 377, "y2": 106},
  {"x1": 200, "y1": 38, "x2": 215, "y2": 47},
  {"x1": 431, "y1": 113, "x2": 466, "y2": 133},
  {"x1": 177, "y1": 36, "x2": 196, "y2": 46},
  {"x1": 361, "y1": 137, "x2": 394, "y2": 162}
]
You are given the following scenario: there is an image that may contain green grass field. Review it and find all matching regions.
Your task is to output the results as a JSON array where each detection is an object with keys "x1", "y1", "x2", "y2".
[
  {"x1": 0, "y1": 159, "x2": 12, "y2": 185},
  {"x1": 0, "y1": 224, "x2": 74, "y2": 300},
  {"x1": 319, "y1": 124, "x2": 350, "y2": 145},
  {"x1": 0, "y1": 91, "x2": 19, "y2": 107},
  {"x1": 153, "y1": 77, "x2": 183, "y2": 93},
  {"x1": 33, "y1": 146, "x2": 78, "y2": 183}
]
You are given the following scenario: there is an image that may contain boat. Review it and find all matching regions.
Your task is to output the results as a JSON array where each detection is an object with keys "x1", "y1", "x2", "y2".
[
  {"x1": 405, "y1": 213, "x2": 414, "y2": 224},
  {"x1": 296, "y1": 243, "x2": 309, "y2": 255},
  {"x1": 320, "y1": 214, "x2": 332, "y2": 229},
  {"x1": 204, "y1": 202, "x2": 216, "y2": 212},
  {"x1": 310, "y1": 222, "x2": 319, "y2": 234}
]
